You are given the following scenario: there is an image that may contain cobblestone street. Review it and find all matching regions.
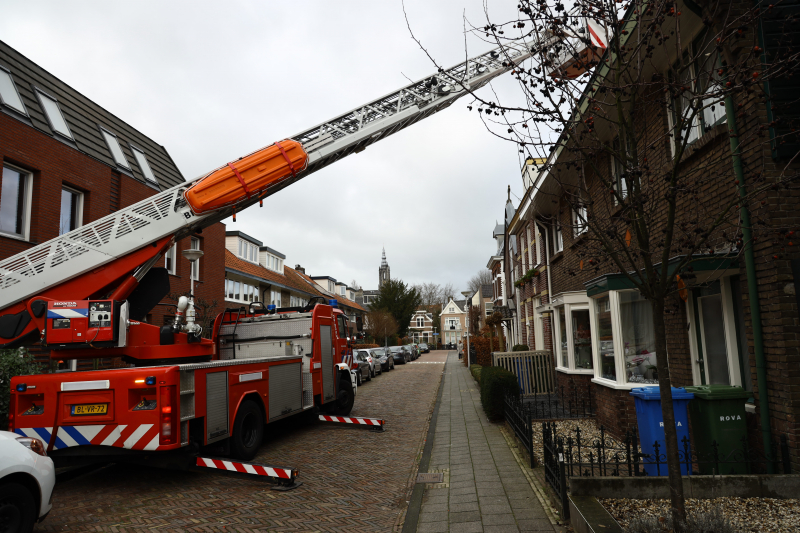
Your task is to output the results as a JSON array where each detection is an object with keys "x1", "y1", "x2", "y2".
[{"x1": 37, "y1": 351, "x2": 448, "y2": 533}]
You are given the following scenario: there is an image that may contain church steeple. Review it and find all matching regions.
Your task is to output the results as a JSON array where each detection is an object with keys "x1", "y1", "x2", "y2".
[{"x1": 379, "y1": 248, "x2": 390, "y2": 288}]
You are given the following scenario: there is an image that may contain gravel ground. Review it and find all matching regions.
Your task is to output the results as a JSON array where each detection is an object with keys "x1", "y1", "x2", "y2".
[
  {"x1": 600, "y1": 497, "x2": 800, "y2": 532},
  {"x1": 532, "y1": 418, "x2": 618, "y2": 466}
]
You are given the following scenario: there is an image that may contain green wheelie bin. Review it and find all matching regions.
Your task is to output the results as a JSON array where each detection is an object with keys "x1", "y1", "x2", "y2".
[{"x1": 684, "y1": 385, "x2": 752, "y2": 475}]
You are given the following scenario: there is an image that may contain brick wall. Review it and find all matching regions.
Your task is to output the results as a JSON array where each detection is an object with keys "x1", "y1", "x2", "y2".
[{"x1": 1, "y1": 112, "x2": 225, "y2": 364}]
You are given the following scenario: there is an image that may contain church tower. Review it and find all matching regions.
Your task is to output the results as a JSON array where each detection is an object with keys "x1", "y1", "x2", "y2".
[{"x1": 379, "y1": 247, "x2": 390, "y2": 288}]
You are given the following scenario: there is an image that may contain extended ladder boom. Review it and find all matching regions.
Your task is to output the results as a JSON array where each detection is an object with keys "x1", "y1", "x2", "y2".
[{"x1": 0, "y1": 21, "x2": 608, "y2": 346}]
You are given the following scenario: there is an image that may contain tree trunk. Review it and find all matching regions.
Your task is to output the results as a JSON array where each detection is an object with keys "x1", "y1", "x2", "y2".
[{"x1": 652, "y1": 298, "x2": 687, "y2": 530}]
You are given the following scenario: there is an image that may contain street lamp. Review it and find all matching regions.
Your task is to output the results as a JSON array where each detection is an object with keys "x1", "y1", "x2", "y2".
[{"x1": 462, "y1": 290, "x2": 472, "y2": 365}]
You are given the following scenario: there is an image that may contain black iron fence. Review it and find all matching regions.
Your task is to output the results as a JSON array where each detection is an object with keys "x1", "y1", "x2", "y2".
[
  {"x1": 523, "y1": 382, "x2": 595, "y2": 420},
  {"x1": 504, "y1": 394, "x2": 534, "y2": 468}
]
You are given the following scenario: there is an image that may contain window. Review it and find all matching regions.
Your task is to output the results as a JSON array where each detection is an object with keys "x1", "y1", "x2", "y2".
[
  {"x1": 290, "y1": 295, "x2": 306, "y2": 307},
  {"x1": 610, "y1": 138, "x2": 629, "y2": 204},
  {"x1": 165, "y1": 244, "x2": 177, "y2": 275},
  {"x1": 449, "y1": 306, "x2": 454, "y2": 313},
  {"x1": 340, "y1": 286, "x2": 345, "y2": 296},
  {"x1": 534, "y1": 224, "x2": 543, "y2": 265},
  {"x1": 0, "y1": 67, "x2": 26, "y2": 115},
  {"x1": 485, "y1": 302, "x2": 494, "y2": 317},
  {"x1": 35, "y1": 89, "x2": 72, "y2": 139},
  {"x1": 270, "y1": 289, "x2": 281, "y2": 307},
  {"x1": 552, "y1": 218, "x2": 563, "y2": 253},
  {"x1": 233, "y1": 281, "x2": 241, "y2": 300},
  {"x1": 417, "y1": 317, "x2": 424, "y2": 328},
  {"x1": 526, "y1": 226, "x2": 533, "y2": 268},
  {"x1": 190, "y1": 237, "x2": 200, "y2": 280},
  {"x1": 100, "y1": 128, "x2": 130, "y2": 169},
  {"x1": 595, "y1": 295, "x2": 615, "y2": 381},
  {"x1": 226, "y1": 279, "x2": 235, "y2": 299},
  {"x1": 619, "y1": 291, "x2": 657, "y2": 384},
  {"x1": 59, "y1": 187, "x2": 82, "y2": 235},
  {"x1": 558, "y1": 307, "x2": 568, "y2": 367},
  {"x1": 572, "y1": 204, "x2": 587, "y2": 237},
  {"x1": 0, "y1": 164, "x2": 31, "y2": 239},
  {"x1": 572, "y1": 309, "x2": 593, "y2": 369},
  {"x1": 131, "y1": 147, "x2": 159, "y2": 186}
]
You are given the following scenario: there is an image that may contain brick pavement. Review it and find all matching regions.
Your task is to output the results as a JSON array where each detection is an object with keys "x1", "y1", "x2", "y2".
[
  {"x1": 416, "y1": 352, "x2": 555, "y2": 533},
  {"x1": 36, "y1": 351, "x2": 448, "y2": 532}
]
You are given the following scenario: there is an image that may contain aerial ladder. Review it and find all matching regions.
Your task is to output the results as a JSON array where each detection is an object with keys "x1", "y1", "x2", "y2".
[{"x1": 2, "y1": 20, "x2": 607, "y2": 473}]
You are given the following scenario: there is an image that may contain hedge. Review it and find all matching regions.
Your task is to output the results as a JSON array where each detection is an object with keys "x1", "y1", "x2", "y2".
[
  {"x1": 354, "y1": 344, "x2": 379, "y2": 349},
  {"x1": 0, "y1": 349, "x2": 41, "y2": 429},
  {"x1": 470, "y1": 364, "x2": 482, "y2": 383},
  {"x1": 479, "y1": 366, "x2": 520, "y2": 421},
  {"x1": 512, "y1": 344, "x2": 529, "y2": 352}
]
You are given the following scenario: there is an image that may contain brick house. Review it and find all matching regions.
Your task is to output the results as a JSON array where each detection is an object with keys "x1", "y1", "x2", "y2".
[
  {"x1": 503, "y1": 1, "x2": 800, "y2": 468},
  {"x1": 0, "y1": 41, "x2": 224, "y2": 367},
  {"x1": 408, "y1": 309, "x2": 434, "y2": 344},
  {"x1": 440, "y1": 298, "x2": 467, "y2": 347}
]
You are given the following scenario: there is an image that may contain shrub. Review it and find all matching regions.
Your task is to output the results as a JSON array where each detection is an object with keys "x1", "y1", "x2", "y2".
[
  {"x1": 623, "y1": 508, "x2": 737, "y2": 533},
  {"x1": 512, "y1": 344, "x2": 529, "y2": 352},
  {"x1": 470, "y1": 364, "x2": 482, "y2": 383},
  {"x1": 0, "y1": 349, "x2": 41, "y2": 429},
  {"x1": 479, "y1": 366, "x2": 520, "y2": 421},
  {"x1": 471, "y1": 337, "x2": 493, "y2": 366},
  {"x1": 354, "y1": 344, "x2": 379, "y2": 349}
]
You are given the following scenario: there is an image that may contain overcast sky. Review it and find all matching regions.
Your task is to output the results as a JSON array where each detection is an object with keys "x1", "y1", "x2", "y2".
[{"x1": 0, "y1": 0, "x2": 528, "y2": 294}]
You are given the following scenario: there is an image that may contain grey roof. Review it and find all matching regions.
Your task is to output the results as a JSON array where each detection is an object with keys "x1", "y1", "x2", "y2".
[
  {"x1": 481, "y1": 284, "x2": 493, "y2": 298},
  {"x1": 226, "y1": 231, "x2": 263, "y2": 246},
  {"x1": 259, "y1": 245, "x2": 285, "y2": 259},
  {"x1": 493, "y1": 223, "x2": 504, "y2": 238},
  {"x1": 0, "y1": 41, "x2": 184, "y2": 190},
  {"x1": 454, "y1": 299, "x2": 466, "y2": 310}
]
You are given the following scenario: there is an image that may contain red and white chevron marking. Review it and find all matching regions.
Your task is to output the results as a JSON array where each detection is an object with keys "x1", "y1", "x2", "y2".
[
  {"x1": 195, "y1": 457, "x2": 295, "y2": 479},
  {"x1": 16, "y1": 424, "x2": 161, "y2": 451},
  {"x1": 318, "y1": 415, "x2": 385, "y2": 426}
]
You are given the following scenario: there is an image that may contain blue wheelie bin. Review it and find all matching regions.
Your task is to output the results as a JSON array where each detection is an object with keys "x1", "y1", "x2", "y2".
[{"x1": 630, "y1": 387, "x2": 694, "y2": 476}]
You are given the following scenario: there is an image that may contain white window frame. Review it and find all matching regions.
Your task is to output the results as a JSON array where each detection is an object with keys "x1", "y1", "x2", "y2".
[
  {"x1": 130, "y1": 145, "x2": 159, "y2": 186},
  {"x1": 34, "y1": 88, "x2": 73, "y2": 139},
  {"x1": 610, "y1": 137, "x2": 629, "y2": 205},
  {"x1": 165, "y1": 244, "x2": 177, "y2": 275},
  {"x1": 526, "y1": 226, "x2": 533, "y2": 269},
  {"x1": 0, "y1": 163, "x2": 33, "y2": 241},
  {"x1": 573, "y1": 204, "x2": 588, "y2": 237},
  {"x1": 190, "y1": 237, "x2": 200, "y2": 281},
  {"x1": 552, "y1": 218, "x2": 563, "y2": 253},
  {"x1": 59, "y1": 185, "x2": 84, "y2": 236},
  {"x1": 99, "y1": 127, "x2": 131, "y2": 169},
  {"x1": 534, "y1": 224, "x2": 543, "y2": 267},
  {"x1": 0, "y1": 65, "x2": 27, "y2": 115},
  {"x1": 553, "y1": 296, "x2": 594, "y2": 374}
]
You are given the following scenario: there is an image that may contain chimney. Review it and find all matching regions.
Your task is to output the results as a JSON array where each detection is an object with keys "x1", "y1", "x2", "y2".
[{"x1": 295, "y1": 264, "x2": 305, "y2": 274}]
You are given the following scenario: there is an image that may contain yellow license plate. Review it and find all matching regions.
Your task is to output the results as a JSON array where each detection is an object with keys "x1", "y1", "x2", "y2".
[{"x1": 71, "y1": 403, "x2": 108, "y2": 416}]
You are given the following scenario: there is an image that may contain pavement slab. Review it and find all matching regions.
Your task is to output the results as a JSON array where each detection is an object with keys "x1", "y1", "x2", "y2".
[{"x1": 415, "y1": 353, "x2": 555, "y2": 532}]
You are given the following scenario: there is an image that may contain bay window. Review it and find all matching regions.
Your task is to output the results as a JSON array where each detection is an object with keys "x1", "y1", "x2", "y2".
[{"x1": 553, "y1": 292, "x2": 594, "y2": 373}]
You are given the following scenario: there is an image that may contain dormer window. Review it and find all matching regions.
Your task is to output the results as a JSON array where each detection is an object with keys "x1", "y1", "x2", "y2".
[
  {"x1": 100, "y1": 127, "x2": 130, "y2": 169},
  {"x1": 264, "y1": 252, "x2": 283, "y2": 272},
  {"x1": 238, "y1": 238, "x2": 258, "y2": 263},
  {"x1": 35, "y1": 89, "x2": 72, "y2": 139},
  {"x1": 0, "y1": 66, "x2": 27, "y2": 115}
]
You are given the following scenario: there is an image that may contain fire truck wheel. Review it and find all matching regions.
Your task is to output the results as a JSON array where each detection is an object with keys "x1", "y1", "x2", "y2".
[
  {"x1": 0, "y1": 482, "x2": 36, "y2": 533},
  {"x1": 231, "y1": 400, "x2": 264, "y2": 461},
  {"x1": 332, "y1": 377, "x2": 355, "y2": 416}
]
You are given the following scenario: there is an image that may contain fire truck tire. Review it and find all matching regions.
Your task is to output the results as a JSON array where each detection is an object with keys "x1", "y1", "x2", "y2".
[
  {"x1": 231, "y1": 400, "x2": 264, "y2": 461},
  {"x1": 331, "y1": 377, "x2": 355, "y2": 416},
  {"x1": 0, "y1": 482, "x2": 36, "y2": 533}
]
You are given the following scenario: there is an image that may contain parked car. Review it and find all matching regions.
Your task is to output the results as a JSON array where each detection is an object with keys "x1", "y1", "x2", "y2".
[
  {"x1": 355, "y1": 349, "x2": 380, "y2": 378},
  {"x1": 405, "y1": 344, "x2": 419, "y2": 360},
  {"x1": 419, "y1": 343, "x2": 429, "y2": 353},
  {"x1": 389, "y1": 345, "x2": 409, "y2": 364},
  {"x1": 353, "y1": 350, "x2": 372, "y2": 384},
  {"x1": 370, "y1": 348, "x2": 394, "y2": 372},
  {"x1": 0, "y1": 430, "x2": 55, "y2": 532}
]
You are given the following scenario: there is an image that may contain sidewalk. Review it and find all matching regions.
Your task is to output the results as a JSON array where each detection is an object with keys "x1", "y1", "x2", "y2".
[{"x1": 416, "y1": 352, "x2": 555, "y2": 533}]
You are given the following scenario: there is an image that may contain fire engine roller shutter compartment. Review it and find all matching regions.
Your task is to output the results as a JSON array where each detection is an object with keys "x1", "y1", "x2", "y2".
[
  {"x1": 320, "y1": 325, "x2": 334, "y2": 403},
  {"x1": 206, "y1": 372, "x2": 229, "y2": 444},
  {"x1": 268, "y1": 362, "x2": 302, "y2": 420}
]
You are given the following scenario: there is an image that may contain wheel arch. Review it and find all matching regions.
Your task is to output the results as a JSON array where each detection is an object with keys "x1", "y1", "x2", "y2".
[
  {"x1": 1, "y1": 471, "x2": 41, "y2": 518},
  {"x1": 231, "y1": 390, "x2": 267, "y2": 431}
]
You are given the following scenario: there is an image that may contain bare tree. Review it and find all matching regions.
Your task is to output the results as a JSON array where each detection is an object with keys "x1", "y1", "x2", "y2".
[
  {"x1": 410, "y1": 0, "x2": 800, "y2": 528},
  {"x1": 349, "y1": 279, "x2": 361, "y2": 291},
  {"x1": 466, "y1": 269, "x2": 492, "y2": 294},
  {"x1": 366, "y1": 309, "x2": 398, "y2": 347}
]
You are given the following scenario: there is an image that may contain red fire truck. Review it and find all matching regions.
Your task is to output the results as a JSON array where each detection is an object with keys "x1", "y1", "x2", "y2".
[{"x1": 1, "y1": 22, "x2": 606, "y2": 471}]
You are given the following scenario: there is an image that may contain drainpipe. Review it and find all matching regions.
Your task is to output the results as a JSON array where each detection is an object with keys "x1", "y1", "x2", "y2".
[{"x1": 723, "y1": 78, "x2": 773, "y2": 470}]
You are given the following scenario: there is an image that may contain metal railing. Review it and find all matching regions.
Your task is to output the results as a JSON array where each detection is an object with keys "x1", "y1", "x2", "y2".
[
  {"x1": 525, "y1": 381, "x2": 594, "y2": 420},
  {"x1": 492, "y1": 350, "x2": 554, "y2": 395},
  {"x1": 504, "y1": 394, "x2": 535, "y2": 469}
]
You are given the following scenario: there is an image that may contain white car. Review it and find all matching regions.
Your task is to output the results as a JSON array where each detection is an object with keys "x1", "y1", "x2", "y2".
[{"x1": 0, "y1": 430, "x2": 55, "y2": 532}]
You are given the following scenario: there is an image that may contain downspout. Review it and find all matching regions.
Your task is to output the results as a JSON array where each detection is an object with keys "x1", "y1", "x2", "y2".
[{"x1": 723, "y1": 75, "x2": 773, "y2": 470}]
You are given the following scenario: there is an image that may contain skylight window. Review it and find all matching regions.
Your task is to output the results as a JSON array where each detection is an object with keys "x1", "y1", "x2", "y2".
[
  {"x1": 0, "y1": 67, "x2": 26, "y2": 115},
  {"x1": 131, "y1": 147, "x2": 158, "y2": 185},
  {"x1": 100, "y1": 128, "x2": 130, "y2": 169},
  {"x1": 35, "y1": 89, "x2": 72, "y2": 138}
]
